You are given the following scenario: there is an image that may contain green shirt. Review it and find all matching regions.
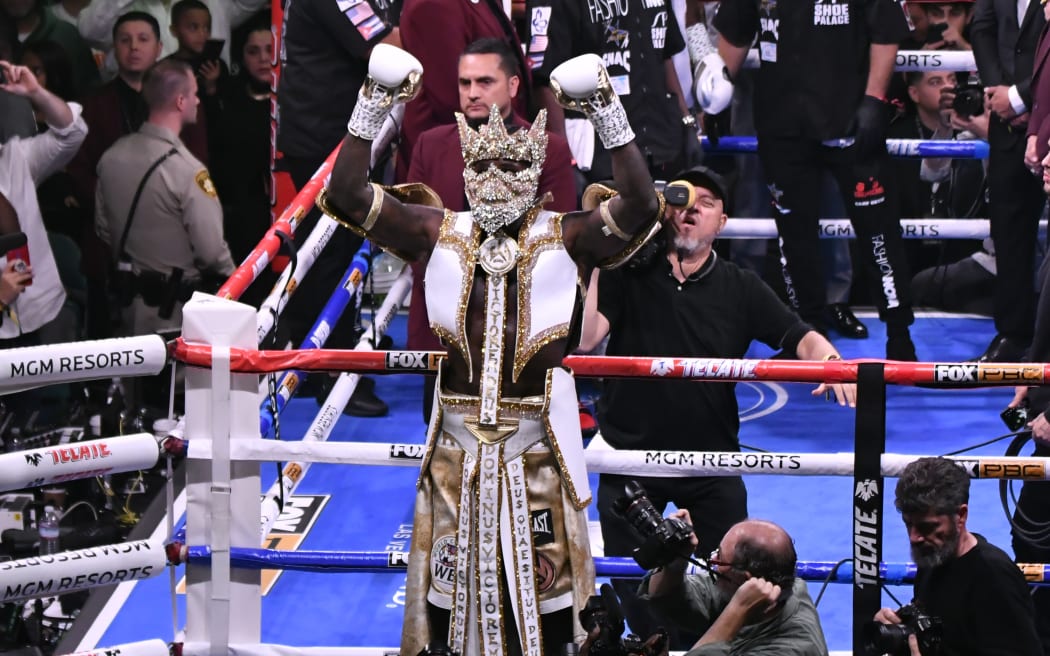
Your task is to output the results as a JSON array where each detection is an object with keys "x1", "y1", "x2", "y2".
[{"x1": 638, "y1": 573, "x2": 830, "y2": 656}]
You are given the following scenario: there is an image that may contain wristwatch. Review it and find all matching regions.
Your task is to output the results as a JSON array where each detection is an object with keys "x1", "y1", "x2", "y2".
[{"x1": 682, "y1": 114, "x2": 697, "y2": 128}]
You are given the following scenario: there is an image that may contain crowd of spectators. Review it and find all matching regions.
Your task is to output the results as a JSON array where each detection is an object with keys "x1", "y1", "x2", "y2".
[{"x1": 0, "y1": 0, "x2": 1031, "y2": 399}]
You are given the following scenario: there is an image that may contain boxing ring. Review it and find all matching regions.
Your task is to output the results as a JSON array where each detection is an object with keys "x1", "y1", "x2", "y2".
[{"x1": 0, "y1": 46, "x2": 1043, "y2": 655}]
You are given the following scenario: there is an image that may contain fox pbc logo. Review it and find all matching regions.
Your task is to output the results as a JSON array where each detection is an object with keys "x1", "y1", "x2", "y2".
[
  {"x1": 933, "y1": 363, "x2": 977, "y2": 383},
  {"x1": 389, "y1": 444, "x2": 425, "y2": 460},
  {"x1": 978, "y1": 460, "x2": 1045, "y2": 480},
  {"x1": 933, "y1": 363, "x2": 1043, "y2": 384},
  {"x1": 386, "y1": 351, "x2": 439, "y2": 371},
  {"x1": 1019, "y1": 563, "x2": 1046, "y2": 583},
  {"x1": 977, "y1": 365, "x2": 1043, "y2": 383}
]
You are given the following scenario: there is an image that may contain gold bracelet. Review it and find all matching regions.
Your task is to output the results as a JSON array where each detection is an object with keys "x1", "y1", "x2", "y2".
[
  {"x1": 599, "y1": 199, "x2": 632, "y2": 241},
  {"x1": 362, "y1": 183, "x2": 385, "y2": 231}
]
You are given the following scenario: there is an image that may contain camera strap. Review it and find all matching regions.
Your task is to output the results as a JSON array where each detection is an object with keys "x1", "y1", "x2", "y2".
[{"x1": 116, "y1": 147, "x2": 179, "y2": 265}]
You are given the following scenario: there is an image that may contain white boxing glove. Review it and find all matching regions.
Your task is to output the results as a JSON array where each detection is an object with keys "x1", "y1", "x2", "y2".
[
  {"x1": 348, "y1": 44, "x2": 423, "y2": 140},
  {"x1": 549, "y1": 53, "x2": 608, "y2": 105},
  {"x1": 694, "y1": 52, "x2": 734, "y2": 115},
  {"x1": 548, "y1": 54, "x2": 635, "y2": 149},
  {"x1": 368, "y1": 43, "x2": 423, "y2": 91}
]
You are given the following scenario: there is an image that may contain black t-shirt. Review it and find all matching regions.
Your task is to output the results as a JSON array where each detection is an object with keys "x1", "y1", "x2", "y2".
[
  {"x1": 596, "y1": 250, "x2": 810, "y2": 452},
  {"x1": 912, "y1": 534, "x2": 1042, "y2": 656},
  {"x1": 526, "y1": 0, "x2": 686, "y2": 167},
  {"x1": 714, "y1": 0, "x2": 909, "y2": 140},
  {"x1": 277, "y1": 0, "x2": 396, "y2": 159}
]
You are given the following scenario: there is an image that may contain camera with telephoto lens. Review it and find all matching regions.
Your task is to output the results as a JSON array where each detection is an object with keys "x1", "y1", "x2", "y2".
[
  {"x1": 951, "y1": 83, "x2": 985, "y2": 118},
  {"x1": 613, "y1": 481, "x2": 695, "y2": 570},
  {"x1": 862, "y1": 603, "x2": 943, "y2": 656},
  {"x1": 579, "y1": 584, "x2": 665, "y2": 656}
]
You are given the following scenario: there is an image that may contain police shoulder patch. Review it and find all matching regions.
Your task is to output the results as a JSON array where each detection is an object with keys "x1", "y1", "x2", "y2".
[{"x1": 195, "y1": 169, "x2": 218, "y2": 198}]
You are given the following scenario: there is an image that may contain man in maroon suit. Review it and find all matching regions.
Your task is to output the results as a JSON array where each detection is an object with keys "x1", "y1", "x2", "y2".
[
  {"x1": 397, "y1": 0, "x2": 532, "y2": 181},
  {"x1": 1024, "y1": 0, "x2": 1050, "y2": 169},
  {"x1": 406, "y1": 37, "x2": 576, "y2": 421}
]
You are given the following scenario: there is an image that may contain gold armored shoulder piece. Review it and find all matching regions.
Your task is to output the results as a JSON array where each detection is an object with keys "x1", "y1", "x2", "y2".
[
  {"x1": 316, "y1": 185, "x2": 419, "y2": 262},
  {"x1": 384, "y1": 182, "x2": 444, "y2": 209},
  {"x1": 596, "y1": 191, "x2": 666, "y2": 270},
  {"x1": 581, "y1": 183, "x2": 618, "y2": 211}
]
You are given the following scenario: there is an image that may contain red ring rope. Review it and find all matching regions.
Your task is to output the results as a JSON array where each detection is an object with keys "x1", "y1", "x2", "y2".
[{"x1": 169, "y1": 339, "x2": 1044, "y2": 387}]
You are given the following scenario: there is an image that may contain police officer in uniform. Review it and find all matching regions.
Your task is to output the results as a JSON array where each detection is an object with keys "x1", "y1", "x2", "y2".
[
  {"x1": 526, "y1": 0, "x2": 697, "y2": 182},
  {"x1": 701, "y1": 0, "x2": 919, "y2": 359},
  {"x1": 96, "y1": 58, "x2": 234, "y2": 338}
]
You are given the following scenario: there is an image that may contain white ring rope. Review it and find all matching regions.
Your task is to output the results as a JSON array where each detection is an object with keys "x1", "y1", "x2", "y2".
[
  {"x1": 66, "y1": 639, "x2": 171, "y2": 656},
  {"x1": 184, "y1": 438, "x2": 1050, "y2": 480},
  {"x1": 0, "y1": 539, "x2": 166, "y2": 604},
  {"x1": 255, "y1": 215, "x2": 340, "y2": 343},
  {"x1": 0, "y1": 335, "x2": 168, "y2": 395},
  {"x1": 743, "y1": 49, "x2": 974, "y2": 72},
  {"x1": 0, "y1": 432, "x2": 159, "y2": 493},
  {"x1": 723, "y1": 218, "x2": 1048, "y2": 240},
  {"x1": 259, "y1": 264, "x2": 413, "y2": 538}
]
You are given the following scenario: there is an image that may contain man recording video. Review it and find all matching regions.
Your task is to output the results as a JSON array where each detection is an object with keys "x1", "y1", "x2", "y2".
[
  {"x1": 636, "y1": 512, "x2": 829, "y2": 655},
  {"x1": 871, "y1": 457, "x2": 1041, "y2": 656}
]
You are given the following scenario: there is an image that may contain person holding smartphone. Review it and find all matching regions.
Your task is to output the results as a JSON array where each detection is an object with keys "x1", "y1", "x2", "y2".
[
  {"x1": 911, "y1": 0, "x2": 975, "y2": 51},
  {"x1": 163, "y1": 0, "x2": 228, "y2": 165}
]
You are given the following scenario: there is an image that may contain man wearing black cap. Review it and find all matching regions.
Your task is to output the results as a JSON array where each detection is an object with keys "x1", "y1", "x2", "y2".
[{"x1": 580, "y1": 165, "x2": 855, "y2": 645}]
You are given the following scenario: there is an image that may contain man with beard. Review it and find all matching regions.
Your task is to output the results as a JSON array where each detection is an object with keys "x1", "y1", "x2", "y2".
[
  {"x1": 873, "y1": 457, "x2": 1042, "y2": 656},
  {"x1": 405, "y1": 36, "x2": 576, "y2": 424},
  {"x1": 636, "y1": 514, "x2": 829, "y2": 654},
  {"x1": 323, "y1": 46, "x2": 663, "y2": 655},
  {"x1": 580, "y1": 165, "x2": 854, "y2": 644}
]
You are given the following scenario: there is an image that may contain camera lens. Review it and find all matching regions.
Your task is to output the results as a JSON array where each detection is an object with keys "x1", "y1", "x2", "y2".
[
  {"x1": 862, "y1": 621, "x2": 913, "y2": 656},
  {"x1": 614, "y1": 482, "x2": 664, "y2": 537}
]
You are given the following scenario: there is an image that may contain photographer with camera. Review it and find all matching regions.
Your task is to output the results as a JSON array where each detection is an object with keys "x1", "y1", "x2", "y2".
[
  {"x1": 634, "y1": 512, "x2": 829, "y2": 655},
  {"x1": 885, "y1": 65, "x2": 993, "y2": 315},
  {"x1": 871, "y1": 457, "x2": 1041, "y2": 656},
  {"x1": 581, "y1": 165, "x2": 853, "y2": 647}
]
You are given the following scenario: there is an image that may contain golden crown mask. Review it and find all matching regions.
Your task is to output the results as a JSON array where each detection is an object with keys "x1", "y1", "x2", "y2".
[{"x1": 456, "y1": 104, "x2": 548, "y2": 167}]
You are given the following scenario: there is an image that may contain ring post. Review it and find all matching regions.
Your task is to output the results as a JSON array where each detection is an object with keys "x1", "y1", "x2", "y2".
[
  {"x1": 181, "y1": 292, "x2": 260, "y2": 654},
  {"x1": 853, "y1": 363, "x2": 887, "y2": 654}
]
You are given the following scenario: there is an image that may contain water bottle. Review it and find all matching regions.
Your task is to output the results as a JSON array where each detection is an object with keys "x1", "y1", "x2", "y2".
[{"x1": 38, "y1": 505, "x2": 60, "y2": 555}]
